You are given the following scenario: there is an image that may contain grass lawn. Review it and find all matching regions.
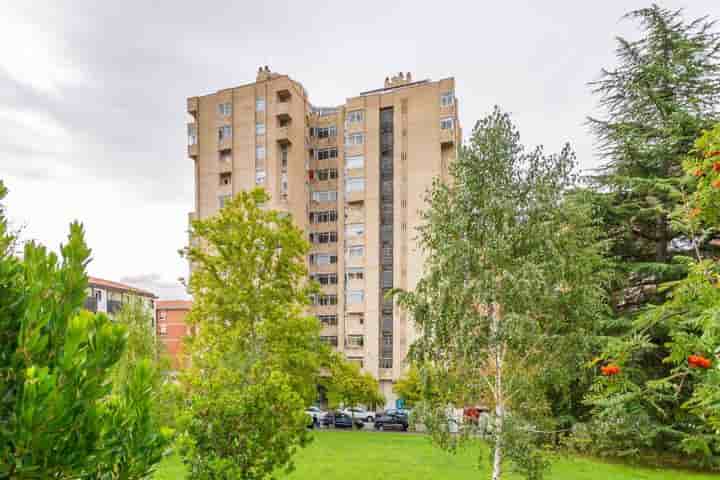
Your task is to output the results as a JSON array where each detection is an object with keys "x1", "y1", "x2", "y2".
[{"x1": 153, "y1": 430, "x2": 718, "y2": 480}]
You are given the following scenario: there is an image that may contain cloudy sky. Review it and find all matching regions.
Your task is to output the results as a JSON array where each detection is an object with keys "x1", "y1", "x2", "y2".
[{"x1": 1, "y1": 1, "x2": 719, "y2": 299}]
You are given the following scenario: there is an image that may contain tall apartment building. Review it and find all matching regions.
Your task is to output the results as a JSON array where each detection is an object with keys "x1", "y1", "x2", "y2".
[{"x1": 187, "y1": 67, "x2": 460, "y2": 405}]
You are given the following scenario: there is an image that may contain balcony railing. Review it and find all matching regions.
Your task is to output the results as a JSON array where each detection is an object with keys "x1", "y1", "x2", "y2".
[
  {"x1": 440, "y1": 128, "x2": 455, "y2": 145},
  {"x1": 276, "y1": 126, "x2": 291, "y2": 144},
  {"x1": 276, "y1": 101, "x2": 291, "y2": 121}
]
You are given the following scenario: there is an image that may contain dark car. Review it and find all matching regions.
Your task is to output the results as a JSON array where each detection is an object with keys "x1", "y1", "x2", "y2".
[
  {"x1": 333, "y1": 412, "x2": 364, "y2": 429},
  {"x1": 374, "y1": 409, "x2": 409, "y2": 431}
]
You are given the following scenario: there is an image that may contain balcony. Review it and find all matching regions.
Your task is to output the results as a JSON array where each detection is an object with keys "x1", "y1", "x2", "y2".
[
  {"x1": 276, "y1": 101, "x2": 291, "y2": 122},
  {"x1": 188, "y1": 143, "x2": 198, "y2": 158},
  {"x1": 440, "y1": 128, "x2": 455, "y2": 146},
  {"x1": 379, "y1": 368, "x2": 394, "y2": 380},
  {"x1": 187, "y1": 97, "x2": 198, "y2": 115},
  {"x1": 345, "y1": 190, "x2": 364, "y2": 204},
  {"x1": 321, "y1": 324, "x2": 339, "y2": 336},
  {"x1": 83, "y1": 296, "x2": 98, "y2": 312},
  {"x1": 345, "y1": 301, "x2": 364, "y2": 314},
  {"x1": 107, "y1": 300, "x2": 123, "y2": 315},
  {"x1": 218, "y1": 137, "x2": 232, "y2": 151},
  {"x1": 276, "y1": 126, "x2": 291, "y2": 145}
]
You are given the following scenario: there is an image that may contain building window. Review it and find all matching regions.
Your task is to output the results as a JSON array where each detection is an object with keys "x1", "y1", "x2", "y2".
[
  {"x1": 220, "y1": 172, "x2": 232, "y2": 186},
  {"x1": 318, "y1": 315, "x2": 338, "y2": 326},
  {"x1": 218, "y1": 194, "x2": 232, "y2": 208},
  {"x1": 380, "y1": 358, "x2": 393, "y2": 368},
  {"x1": 345, "y1": 132, "x2": 364, "y2": 146},
  {"x1": 309, "y1": 210, "x2": 338, "y2": 223},
  {"x1": 218, "y1": 102, "x2": 232, "y2": 116},
  {"x1": 346, "y1": 245, "x2": 364, "y2": 258},
  {"x1": 158, "y1": 310, "x2": 166, "y2": 320},
  {"x1": 281, "y1": 146, "x2": 288, "y2": 171},
  {"x1": 313, "y1": 294, "x2": 338, "y2": 306},
  {"x1": 345, "y1": 154, "x2": 364, "y2": 170},
  {"x1": 440, "y1": 91, "x2": 454, "y2": 107},
  {"x1": 159, "y1": 324, "x2": 167, "y2": 336},
  {"x1": 346, "y1": 267, "x2": 364, "y2": 281},
  {"x1": 441, "y1": 117, "x2": 454, "y2": 130},
  {"x1": 346, "y1": 335, "x2": 364, "y2": 348},
  {"x1": 315, "y1": 168, "x2": 338, "y2": 181},
  {"x1": 316, "y1": 126, "x2": 337, "y2": 138},
  {"x1": 256, "y1": 97, "x2": 266, "y2": 111},
  {"x1": 317, "y1": 148, "x2": 338, "y2": 160},
  {"x1": 311, "y1": 273, "x2": 338, "y2": 285},
  {"x1": 255, "y1": 169, "x2": 266, "y2": 185},
  {"x1": 218, "y1": 125, "x2": 232, "y2": 143},
  {"x1": 346, "y1": 110, "x2": 364, "y2": 125},
  {"x1": 311, "y1": 190, "x2": 337, "y2": 202},
  {"x1": 345, "y1": 223, "x2": 364, "y2": 237},
  {"x1": 345, "y1": 177, "x2": 365, "y2": 193},
  {"x1": 309, "y1": 231, "x2": 338, "y2": 244},
  {"x1": 346, "y1": 290, "x2": 364, "y2": 304},
  {"x1": 280, "y1": 173, "x2": 288, "y2": 197},
  {"x1": 382, "y1": 268, "x2": 393, "y2": 288},
  {"x1": 256, "y1": 123, "x2": 265, "y2": 135},
  {"x1": 310, "y1": 252, "x2": 338, "y2": 265},
  {"x1": 320, "y1": 336, "x2": 338, "y2": 346},
  {"x1": 187, "y1": 124, "x2": 197, "y2": 145},
  {"x1": 256, "y1": 145, "x2": 265, "y2": 159}
]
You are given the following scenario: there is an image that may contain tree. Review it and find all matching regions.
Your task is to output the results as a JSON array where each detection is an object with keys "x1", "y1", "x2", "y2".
[
  {"x1": 0, "y1": 180, "x2": 168, "y2": 479},
  {"x1": 178, "y1": 188, "x2": 325, "y2": 479},
  {"x1": 588, "y1": 4, "x2": 720, "y2": 308},
  {"x1": 586, "y1": 125, "x2": 720, "y2": 469},
  {"x1": 582, "y1": 5, "x2": 720, "y2": 463},
  {"x1": 393, "y1": 366, "x2": 422, "y2": 408},
  {"x1": 323, "y1": 352, "x2": 384, "y2": 424},
  {"x1": 395, "y1": 109, "x2": 609, "y2": 480}
]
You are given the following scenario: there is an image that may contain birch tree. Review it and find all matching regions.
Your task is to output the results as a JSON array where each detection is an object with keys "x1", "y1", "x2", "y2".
[{"x1": 395, "y1": 109, "x2": 609, "y2": 480}]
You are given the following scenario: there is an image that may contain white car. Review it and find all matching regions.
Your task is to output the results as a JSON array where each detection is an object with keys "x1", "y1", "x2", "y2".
[
  {"x1": 341, "y1": 407, "x2": 375, "y2": 422},
  {"x1": 305, "y1": 406, "x2": 327, "y2": 424}
]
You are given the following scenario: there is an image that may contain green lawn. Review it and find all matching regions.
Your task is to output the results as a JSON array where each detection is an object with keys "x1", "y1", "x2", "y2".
[{"x1": 153, "y1": 430, "x2": 717, "y2": 480}]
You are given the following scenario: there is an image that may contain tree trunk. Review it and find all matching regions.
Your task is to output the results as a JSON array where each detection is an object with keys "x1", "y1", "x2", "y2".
[{"x1": 490, "y1": 304, "x2": 504, "y2": 480}]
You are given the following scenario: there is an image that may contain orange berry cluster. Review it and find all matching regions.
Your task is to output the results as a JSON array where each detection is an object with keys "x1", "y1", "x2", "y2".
[
  {"x1": 688, "y1": 355, "x2": 712, "y2": 369},
  {"x1": 601, "y1": 364, "x2": 621, "y2": 376}
]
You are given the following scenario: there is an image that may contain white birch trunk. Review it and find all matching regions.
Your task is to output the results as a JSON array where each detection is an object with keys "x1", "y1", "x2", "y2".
[{"x1": 490, "y1": 304, "x2": 504, "y2": 480}]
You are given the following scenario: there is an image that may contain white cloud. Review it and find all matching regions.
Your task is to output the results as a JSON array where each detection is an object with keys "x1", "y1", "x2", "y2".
[{"x1": 0, "y1": 13, "x2": 86, "y2": 95}]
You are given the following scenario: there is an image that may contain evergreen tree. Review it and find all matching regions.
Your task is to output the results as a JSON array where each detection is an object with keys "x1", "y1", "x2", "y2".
[{"x1": 589, "y1": 4, "x2": 720, "y2": 309}]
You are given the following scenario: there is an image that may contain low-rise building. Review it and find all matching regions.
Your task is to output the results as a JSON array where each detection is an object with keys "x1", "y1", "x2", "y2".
[
  {"x1": 155, "y1": 300, "x2": 193, "y2": 370},
  {"x1": 84, "y1": 276, "x2": 157, "y2": 315}
]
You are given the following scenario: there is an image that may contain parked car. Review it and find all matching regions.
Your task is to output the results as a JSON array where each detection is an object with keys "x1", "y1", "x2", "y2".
[
  {"x1": 374, "y1": 409, "x2": 409, "y2": 431},
  {"x1": 320, "y1": 410, "x2": 337, "y2": 427},
  {"x1": 333, "y1": 411, "x2": 364, "y2": 429},
  {"x1": 341, "y1": 407, "x2": 375, "y2": 422},
  {"x1": 305, "y1": 406, "x2": 326, "y2": 426}
]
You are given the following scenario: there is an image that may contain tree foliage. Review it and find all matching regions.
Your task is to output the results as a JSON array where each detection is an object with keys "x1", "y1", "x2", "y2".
[
  {"x1": 395, "y1": 109, "x2": 609, "y2": 480},
  {"x1": 178, "y1": 188, "x2": 324, "y2": 480},
  {"x1": 588, "y1": 4, "x2": 720, "y2": 300},
  {"x1": 323, "y1": 352, "x2": 384, "y2": 413},
  {"x1": 586, "y1": 125, "x2": 720, "y2": 469},
  {"x1": 0, "y1": 180, "x2": 167, "y2": 479},
  {"x1": 393, "y1": 366, "x2": 422, "y2": 408}
]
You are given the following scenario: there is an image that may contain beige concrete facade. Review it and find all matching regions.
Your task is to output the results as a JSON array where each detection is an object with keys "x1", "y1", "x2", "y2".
[{"x1": 187, "y1": 68, "x2": 460, "y2": 407}]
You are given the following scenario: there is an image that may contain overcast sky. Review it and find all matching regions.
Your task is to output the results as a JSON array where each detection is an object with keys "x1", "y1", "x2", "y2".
[{"x1": 1, "y1": 1, "x2": 719, "y2": 299}]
